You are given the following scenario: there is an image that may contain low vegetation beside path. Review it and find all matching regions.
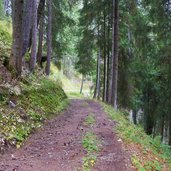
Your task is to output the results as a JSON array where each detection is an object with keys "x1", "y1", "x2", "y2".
[
  {"x1": 0, "y1": 75, "x2": 67, "y2": 153},
  {"x1": 104, "y1": 104, "x2": 171, "y2": 171}
]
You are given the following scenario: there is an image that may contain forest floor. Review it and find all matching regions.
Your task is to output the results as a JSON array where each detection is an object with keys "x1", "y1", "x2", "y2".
[{"x1": 0, "y1": 99, "x2": 134, "y2": 171}]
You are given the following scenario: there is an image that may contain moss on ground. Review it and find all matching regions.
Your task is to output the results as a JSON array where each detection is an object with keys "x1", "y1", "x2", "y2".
[{"x1": 0, "y1": 76, "x2": 68, "y2": 151}]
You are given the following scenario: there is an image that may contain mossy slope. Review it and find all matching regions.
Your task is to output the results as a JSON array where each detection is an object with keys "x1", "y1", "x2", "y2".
[{"x1": 0, "y1": 76, "x2": 67, "y2": 152}]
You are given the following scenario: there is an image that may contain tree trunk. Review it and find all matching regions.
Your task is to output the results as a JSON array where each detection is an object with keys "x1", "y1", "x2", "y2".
[
  {"x1": 132, "y1": 110, "x2": 137, "y2": 125},
  {"x1": 168, "y1": 115, "x2": 171, "y2": 145},
  {"x1": 94, "y1": 47, "x2": 101, "y2": 100},
  {"x1": 103, "y1": 9, "x2": 107, "y2": 102},
  {"x1": 45, "y1": 0, "x2": 52, "y2": 76},
  {"x1": 30, "y1": 0, "x2": 38, "y2": 72},
  {"x1": 22, "y1": 0, "x2": 33, "y2": 57},
  {"x1": 80, "y1": 74, "x2": 84, "y2": 94},
  {"x1": 144, "y1": 89, "x2": 154, "y2": 135},
  {"x1": 10, "y1": 0, "x2": 24, "y2": 76},
  {"x1": 37, "y1": 0, "x2": 45, "y2": 26},
  {"x1": 37, "y1": 0, "x2": 45, "y2": 66},
  {"x1": 106, "y1": 6, "x2": 111, "y2": 103},
  {"x1": 111, "y1": 0, "x2": 119, "y2": 109},
  {"x1": 160, "y1": 115, "x2": 164, "y2": 142}
]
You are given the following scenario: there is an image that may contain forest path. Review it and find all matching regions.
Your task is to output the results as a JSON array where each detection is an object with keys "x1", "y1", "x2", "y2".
[{"x1": 0, "y1": 99, "x2": 134, "y2": 171}]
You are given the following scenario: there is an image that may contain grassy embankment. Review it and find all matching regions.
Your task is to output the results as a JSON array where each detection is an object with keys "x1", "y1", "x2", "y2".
[
  {"x1": 104, "y1": 104, "x2": 171, "y2": 171},
  {"x1": 0, "y1": 76, "x2": 68, "y2": 150}
]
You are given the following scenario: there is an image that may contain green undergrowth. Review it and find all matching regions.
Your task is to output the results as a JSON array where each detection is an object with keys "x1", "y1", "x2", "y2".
[
  {"x1": 82, "y1": 113, "x2": 100, "y2": 171},
  {"x1": 84, "y1": 115, "x2": 96, "y2": 125},
  {"x1": 82, "y1": 132, "x2": 100, "y2": 171},
  {"x1": 103, "y1": 104, "x2": 171, "y2": 171},
  {"x1": 0, "y1": 76, "x2": 68, "y2": 150},
  {"x1": 0, "y1": 20, "x2": 11, "y2": 60},
  {"x1": 82, "y1": 132, "x2": 99, "y2": 153}
]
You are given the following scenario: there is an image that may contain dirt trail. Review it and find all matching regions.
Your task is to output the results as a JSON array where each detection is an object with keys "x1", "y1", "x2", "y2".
[{"x1": 0, "y1": 99, "x2": 134, "y2": 171}]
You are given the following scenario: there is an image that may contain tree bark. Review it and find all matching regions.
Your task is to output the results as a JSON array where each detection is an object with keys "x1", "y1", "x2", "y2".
[
  {"x1": 160, "y1": 115, "x2": 164, "y2": 142},
  {"x1": 37, "y1": 0, "x2": 45, "y2": 66},
  {"x1": 80, "y1": 74, "x2": 84, "y2": 94},
  {"x1": 106, "y1": 4, "x2": 112, "y2": 103},
  {"x1": 94, "y1": 47, "x2": 101, "y2": 100},
  {"x1": 111, "y1": 0, "x2": 119, "y2": 109},
  {"x1": 103, "y1": 9, "x2": 107, "y2": 102},
  {"x1": 22, "y1": 0, "x2": 33, "y2": 57},
  {"x1": 30, "y1": 0, "x2": 38, "y2": 72},
  {"x1": 168, "y1": 115, "x2": 171, "y2": 145},
  {"x1": 45, "y1": 0, "x2": 52, "y2": 76},
  {"x1": 37, "y1": 0, "x2": 45, "y2": 26},
  {"x1": 10, "y1": 0, "x2": 24, "y2": 76},
  {"x1": 132, "y1": 110, "x2": 137, "y2": 125}
]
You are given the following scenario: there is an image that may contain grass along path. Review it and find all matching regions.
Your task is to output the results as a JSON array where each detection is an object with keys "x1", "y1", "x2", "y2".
[
  {"x1": 82, "y1": 114, "x2": 100, "y2": 171},
  {"x1": 104, "y1": 104, "x2": 171, "y2": 171}
]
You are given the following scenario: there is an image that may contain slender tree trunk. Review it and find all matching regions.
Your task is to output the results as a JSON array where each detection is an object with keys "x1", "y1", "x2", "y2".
[
  {"x1": 37, "y1": 0, "x2": 45, "y2": 66},
  {"x1": 10, "y1": 0, "x2": 24, "y2": 76},
  {"x1": 132, "y1": 110, "x2": 137, "y2": 125},
  {"x1": 30, "y1": 0, "x2": 38, "y2": 72},
  {"x1": 144, "y1": 89, "x2": 154, "y2": 135},
  {"x1": 103, "y1": 9, "x2": 107, "y2": 102},
  {"x1": 37, "y1": 0, "x2": 46, "y2": 26},
  {"x1": 106, "y1": 6, "x2": 111, "y2": 103},
  {"x1": 160, "y1": 115, "x2": 164, "y2": 142},
  {"x1": 168, "y1": 58, "x2": 171, "y2": 145},
  {"x1": 80, "y1": 74, "x2": 84, "y2": 94},
  {"x1": 104, "y1": 54, "x2": 108, "y2": 101},
  {"x1": 22, "y1": 0, "x2": 33, "y2": 57},
  {"x1": 153, "y1": 121, "x2": 156, "y2": 138},
  {"x1": 168, "y1": 115, "x2": 171, "y2": 145},
  {"x1": 94, "y1": 47, "x2": 101, "y2": 100},
  {"x1": 45, "y1": 0, "x2": 52, "y2": 76},
  {"x1": 111, "y1": 0, "x2": 119, "y2": 109},
  {"x1": 108, "y1": 0, "x2": 115, "y2": 104}
]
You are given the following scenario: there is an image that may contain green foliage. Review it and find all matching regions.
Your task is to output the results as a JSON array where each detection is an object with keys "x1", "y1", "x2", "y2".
[
  {"x1": 0, "y1": 20, "x2": 12, "y2": 61},
  {"x1": 132, "y1": 154, "x2": 162, "y2": 171},
  {"x1": 84, "y1": 115, "x2": 95, "y2": 125},
  {"x1": 104, "y1": 103, "x2": 171, "y2": 170},
  {"x1": 82, "y1": 130, "x2": 99, "y2": 171},
  {"x1": 0, "y1": 77, "x2": 68, "y2": 149},
  {"x1": 0, "y1": 1, "x2": 4, "y2": 18},
  {"x1": 82, "y1": 154, "x2": 97, "y2": 171},
  {"x1": 52, "y1": 0, "x2": 78, "y2": 61},
  {"x1": 75, "y1": 29, "x2": 96, "y2": 76},
  {"x1": 82, "y1": 132, "x2": 99, "y2": 153},
  {"x1": 21, "y1": 77, "x2": 67, "y2": 113}
]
